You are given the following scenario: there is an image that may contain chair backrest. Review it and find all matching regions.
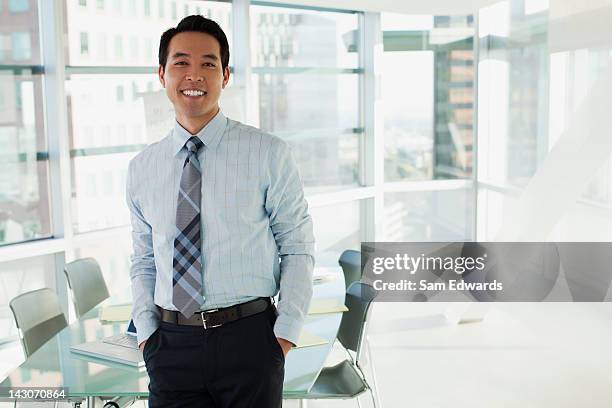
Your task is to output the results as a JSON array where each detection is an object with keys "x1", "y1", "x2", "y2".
[
  {"x1": 9, "y1": 288, "x2": 68, "y2": 357},
  {"x1": 338, "y1": 249, "x2": 362, "y2": 290},
  {"x1": 64, "y1": 257, "x2": 110, "y2": 318},
  {"x1": 337, "y1": 282, "x2": 377, "y2": 359}
]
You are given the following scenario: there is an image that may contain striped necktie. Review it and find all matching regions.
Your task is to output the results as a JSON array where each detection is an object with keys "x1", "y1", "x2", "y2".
[{"x1": 173, "y1": 136, "x2": 204, "y2": 317}]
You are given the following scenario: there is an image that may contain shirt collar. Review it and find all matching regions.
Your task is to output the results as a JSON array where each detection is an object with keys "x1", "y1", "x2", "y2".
[{"x1": 170, "y1": 109, "x2": 227, "y2": 155}]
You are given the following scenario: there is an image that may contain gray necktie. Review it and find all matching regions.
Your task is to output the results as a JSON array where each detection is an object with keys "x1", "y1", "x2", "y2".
[{"x1": 173, "y1": 136, "x2": 204, "y2": 317}]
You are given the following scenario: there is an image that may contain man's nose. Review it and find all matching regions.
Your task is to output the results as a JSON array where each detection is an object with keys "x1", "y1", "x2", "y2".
[{"x1": 185, "y1": 71, "x2": 204, "y2": 82}]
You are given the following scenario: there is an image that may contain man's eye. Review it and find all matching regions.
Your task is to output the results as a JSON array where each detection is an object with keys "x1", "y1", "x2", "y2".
[
  {"x1": 175, "y1": 61, "x2": 187, "y2": 65},
  {"x1": 204, "y1": 63, "x2": 215, "y2": 67}
]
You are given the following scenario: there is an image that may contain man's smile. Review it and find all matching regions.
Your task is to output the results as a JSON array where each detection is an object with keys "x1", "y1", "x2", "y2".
[{"x1": 181, "y1": 89, "x2": 207, "y2": 97}]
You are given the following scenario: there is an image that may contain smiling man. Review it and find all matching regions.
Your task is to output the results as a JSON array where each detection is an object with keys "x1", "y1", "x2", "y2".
[{"x1": 125, "y1": 15, "x2": 314, "y2": 408}]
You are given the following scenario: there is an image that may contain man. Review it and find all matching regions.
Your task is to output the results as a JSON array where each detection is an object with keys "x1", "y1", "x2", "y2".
[{"x1": 126, "y1": 15, "x2": 314, "y2": 408}]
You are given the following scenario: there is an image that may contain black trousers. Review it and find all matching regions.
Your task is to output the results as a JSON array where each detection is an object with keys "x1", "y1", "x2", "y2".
[{"x1": 143, "y1": 304, "x2": 285, "y2": 407}]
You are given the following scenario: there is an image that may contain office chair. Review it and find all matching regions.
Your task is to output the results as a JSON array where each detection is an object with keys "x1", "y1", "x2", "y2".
[
  {"x1": 9, "y1": 288, "x2": 68, "y2": 358},
  {"x1": 338, "y1": 249, "x2": 362, "y2": 290},
  {"x1": 9, "y1": 289, "x2": 70, "y2": 406},
  {"x1": 293, "y1": 282, "x2": 381, "y2": 407},
  {"x1": 64, "y1": 257, "x2": 110, "y2": 318}
]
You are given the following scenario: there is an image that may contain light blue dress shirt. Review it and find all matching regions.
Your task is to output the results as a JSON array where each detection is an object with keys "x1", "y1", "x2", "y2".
[{"x1": 126, "y1": 110, "x2": 315, "y2": 345}]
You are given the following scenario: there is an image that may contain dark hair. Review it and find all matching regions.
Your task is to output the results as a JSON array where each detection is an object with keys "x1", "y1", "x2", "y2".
[{"x1": 158, "y1": 15, "x2": 230, "y2": 71}]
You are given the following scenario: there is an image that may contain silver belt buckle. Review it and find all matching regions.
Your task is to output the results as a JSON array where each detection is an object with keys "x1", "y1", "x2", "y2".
[{"x1": 200, "y1": 309, "x2": 221, "y2": 329}]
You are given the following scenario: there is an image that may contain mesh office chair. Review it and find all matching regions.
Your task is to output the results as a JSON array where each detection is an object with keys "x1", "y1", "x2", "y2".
[
  {"x1": 64, "y1": 257, "x2": 110, "y2": 318},
  {"x1": 295, "y1": 282, "x2": 381, "y2": 407},
  {"x1": 9, "y1": 288, "x2": 68, "y2": 357},
  {"x1": 338, "y1": 249, "x2": 362, "y2": 290}
]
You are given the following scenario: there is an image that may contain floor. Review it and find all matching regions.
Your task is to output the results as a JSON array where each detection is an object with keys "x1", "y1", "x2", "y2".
[{"x1": 3, "y1": 302, "x2": 612, "y2": 407}]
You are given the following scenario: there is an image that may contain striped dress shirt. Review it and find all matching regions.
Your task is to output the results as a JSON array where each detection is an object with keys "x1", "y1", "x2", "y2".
[{"x1": 126, "y1": 110, "x2": 315, "y2": 345}]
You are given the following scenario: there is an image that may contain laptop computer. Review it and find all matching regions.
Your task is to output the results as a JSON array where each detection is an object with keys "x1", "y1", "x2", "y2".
[{"x1": 70, "y1": 319, "x2": 144, "y2": 367}]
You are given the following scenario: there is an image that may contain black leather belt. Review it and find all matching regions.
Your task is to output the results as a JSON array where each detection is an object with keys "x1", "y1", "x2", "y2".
[{"x1": 159, "y1": 297, "x2": 271, "y2": 329}]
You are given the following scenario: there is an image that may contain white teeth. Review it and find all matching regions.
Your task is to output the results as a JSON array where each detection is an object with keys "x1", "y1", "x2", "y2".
[{"x1": 182, "y1": 89, "x2": 204, "y2": 96}]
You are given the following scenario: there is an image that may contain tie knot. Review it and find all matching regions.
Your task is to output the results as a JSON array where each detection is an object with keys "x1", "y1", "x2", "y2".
[{"x1": 185, "y1": 136, "x2": 203, "y2": 154}]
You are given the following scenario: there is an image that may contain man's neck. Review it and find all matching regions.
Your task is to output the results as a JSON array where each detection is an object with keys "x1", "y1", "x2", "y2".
[{"x1": 176, "y1": 107, "x2": 220, "y2": 135}]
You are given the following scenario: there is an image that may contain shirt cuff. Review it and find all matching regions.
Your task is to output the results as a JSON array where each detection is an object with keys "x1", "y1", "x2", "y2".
[
  {"x1": 273, "y1": 312, "x2": 304, "y2": 346},
  {"x1": 134, "y1": 312, "x2": 160, "y2": 345}
]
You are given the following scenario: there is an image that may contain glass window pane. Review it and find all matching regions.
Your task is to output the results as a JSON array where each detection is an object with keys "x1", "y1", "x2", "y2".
[
  {"x1": 382, "y1": 13, "x2": 475, "y2": 182},
  {"x1": 66, "y1": 73, "x2": 167, "y2": 232},
  {"x1": 0, "y1": 1, "x2": 40, "y2": 65},
  {"x1": 10, "y1": 32, "x2": 32, "y2": 61},
  {"x1": 158, "y1": 0, "x2": 164, "y2": 19},
  {"x1": 73, "y1": 235, "x2": 132, "y2": 301},
  {"x1": 64, "y1": 0, "x2": 232, "y2": 66},
  {"x1": 310, "y1": 199, "x2": 363, "y2": 266},
  {"x1": 549, "y1": 48, "x2": 612, "y2": 208},
  {"x1": 79, "y1": 32, "x2": 88, "y2": 55},
  {"x1": 253, "y1": 73, "x2": 359, "y2": 133},
  {"x1": 251, "y1": 5, "x2": 359, "y2": 68},
  {"x1": 9, "y1": 0, "x2": 30, "y2": 13},
  {"x1": 292, "y1": 131, "x2": 359, "y2": 193},
  {"x1": 0, "y1": 71, "x2": 50, "y2": 245},
  {"x1": 252, "y1": 72, "x2": 360, "y2": 191},
  {"x1": 383, "y1": 51, "x2": 434, "y2": 181},
  {"x1": 384, "y1": 188, "x2": 474, "y2": 241},
  {"x1": 477, "y1": 2, "x2": 547, "y2": 188}
]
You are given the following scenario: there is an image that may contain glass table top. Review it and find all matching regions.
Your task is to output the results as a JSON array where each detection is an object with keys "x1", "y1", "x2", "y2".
[{"x1": 1, "y1": 266, "x2": 345, "y2": 400}]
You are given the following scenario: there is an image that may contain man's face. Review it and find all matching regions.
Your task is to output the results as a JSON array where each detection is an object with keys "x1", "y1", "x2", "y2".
[{"x1": 159, "y1": 31, "x2": 230, "y2": 122}]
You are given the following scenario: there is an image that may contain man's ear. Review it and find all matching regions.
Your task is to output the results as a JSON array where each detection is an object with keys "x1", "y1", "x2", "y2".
[
  {"x1": 222, "y1": 66, "x2": 230, "y2": 89},
  {"x1": 158, "y1": 65, "x2": 166, "y2": 88}
]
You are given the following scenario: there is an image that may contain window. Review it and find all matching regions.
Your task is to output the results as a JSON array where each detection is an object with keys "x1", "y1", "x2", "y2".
[
  {"x1": 9, "y1": 0, "x2": 29, "y2": 13},
  {"x1": 144, "y1": 0, "x2": 150, "y2": 17},
  {"x1": 310, "y1": 200, "x2": 364, "y2": 262},
  {"x1": 144, "y1": 37, "x2": 154, "y2": 62},
  {"x1": 113, "y1": 35, "x2": 123, "y2": 58},
  {"x1": 128, "y1": 36, "x2": 138, "y2": 61},
  {"x1": 116, "y1": 85, "x2": 124, "y2": 102},
  {"x1": 477, "y1": 2, "x2": 546, "y2": 189},
  {"x1": 250, "y1": 5, "x2": 362, "y2": 193},
  {"x1": 382, "y1": 13, "x2": 475, "y2": 182},
  {"x1": 384, "y1": 188, "x2": 474, "y2": 241},
  {"x1": 96, "y1": 33, "x2": 107, "y2": 60},
  {"x1": 79, "y1": 32, "x2": 89, "y2": 55},
  {"x1": 0, "y1": 72, "x2": 51, "y2": 245},
  {"x1": 158, "y1": 0, "x2": 164, "y2": 18},
  {"x1": 63, "y1": 0, "x2": 233, "y2": 232},
  {"x1": 0, "y1": 1, "x2": 47, "y2": 247},
  {"x1": 11, "y1": 32, "x2": 31, "y2": 61},
  {"x1": 96, "y1": 0, "x2": 104, "y2": 11},
  {"x1": 128, "y1": 0, "x2": 136, "y2": 16},
  {"x1": 79, "y1": 0, "x2": 87, "y2": 6},
  {"x1": 73, "y1": 236, "x2": 133, "y2": 301}
]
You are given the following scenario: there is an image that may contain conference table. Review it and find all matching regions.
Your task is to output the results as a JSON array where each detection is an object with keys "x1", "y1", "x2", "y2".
[{"x1": 0, "y1": 266, "x2": 345, "y2": 406}]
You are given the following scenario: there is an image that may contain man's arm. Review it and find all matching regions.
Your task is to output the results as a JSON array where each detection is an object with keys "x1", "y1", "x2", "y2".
[
  {"x1": 264, "y1": 139, "x2": 315, "y2": 348},
  {"x1": 126, "y1": 161, "x2": 160, "y2": 349}
]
